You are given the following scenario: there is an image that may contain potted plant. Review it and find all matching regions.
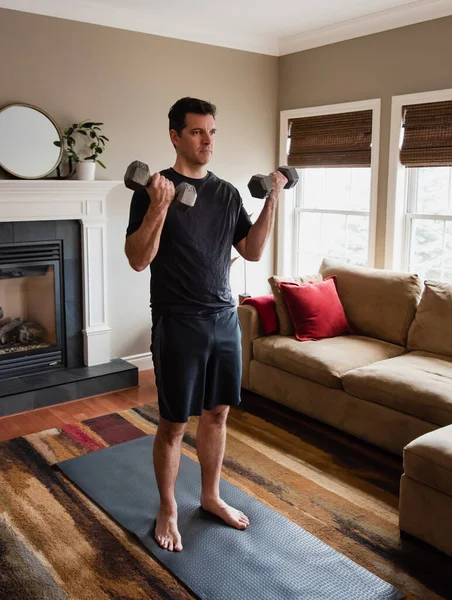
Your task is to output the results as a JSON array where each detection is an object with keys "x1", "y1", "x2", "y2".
[{"x1": 54, "y1": 120, "x2": 109, "y2": 180}]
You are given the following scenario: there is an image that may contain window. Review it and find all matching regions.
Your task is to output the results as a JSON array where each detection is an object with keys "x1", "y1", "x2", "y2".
[
  {"x1": 386, "y1": 90, "x2": 452, "y2": 277},
  {"x1": 278, "y1": 100, "x2": 379, "y2": 276},
  {"x1": 294, "y1": 167, "x2": 371, "y2": 273},
  {"x1": 404, "y1": 167, "x2": 452, "y2": 281}
]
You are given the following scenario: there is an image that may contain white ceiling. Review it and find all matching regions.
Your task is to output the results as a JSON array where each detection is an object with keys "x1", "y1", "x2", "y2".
[{"x1": 2, "y1": 0, "x2": 452, "y2": 55}]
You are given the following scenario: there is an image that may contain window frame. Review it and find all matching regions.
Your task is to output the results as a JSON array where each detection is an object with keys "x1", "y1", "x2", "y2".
[
  {"x1": 278, "y1": 99, "x2": 381, "y2": 276},
  {"x1": 385, "y1": 88, "x2": 452, "y2": 271}
]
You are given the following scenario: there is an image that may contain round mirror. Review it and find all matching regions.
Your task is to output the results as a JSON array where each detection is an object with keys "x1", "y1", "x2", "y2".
[{"x1": 0, "y1": 103, "x2": 63, "y2": 179}]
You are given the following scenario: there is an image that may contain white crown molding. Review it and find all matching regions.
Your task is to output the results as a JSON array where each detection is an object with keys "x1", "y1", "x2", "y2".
[
  {"x1": 278, "y1": 0, "x2": 452, "y2": 55},
  {"x1": 1, "y1": 0, "x2": 451, "y2": 56},
  {"x1": 0, "y1": 0, "x2": 279, "y2": 55}
]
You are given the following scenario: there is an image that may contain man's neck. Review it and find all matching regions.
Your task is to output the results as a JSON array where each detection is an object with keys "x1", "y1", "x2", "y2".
[{"x1": 173, "y1": 157, "x2": 208, "y2": 179}]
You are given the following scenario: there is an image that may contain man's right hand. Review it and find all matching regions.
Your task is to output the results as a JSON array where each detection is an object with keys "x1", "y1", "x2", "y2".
[{"x1": 146, "y1": 173, "x2": 175, "y2": 213}]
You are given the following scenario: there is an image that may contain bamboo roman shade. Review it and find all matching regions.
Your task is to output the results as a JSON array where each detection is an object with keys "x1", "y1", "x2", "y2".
[
  {"x1": 287, "y1": 110, "x2": 373, "y2": 168},
  {"x1": 400, "y1": 101, "x2": 452, "y2": 167}
]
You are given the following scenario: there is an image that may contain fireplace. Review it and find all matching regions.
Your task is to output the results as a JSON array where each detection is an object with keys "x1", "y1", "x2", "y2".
[
  {"x1": 0, "y1": 181, "x2": 138, "y2": 418},
  {"x1": 0, "y1": 220, "x2": 84, "y2": 380},
  {"x1": 0, "y1": 242, "x2": 64, "y2": 377}
]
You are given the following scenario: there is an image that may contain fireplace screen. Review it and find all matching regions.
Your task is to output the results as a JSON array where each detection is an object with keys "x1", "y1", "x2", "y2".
[
  {"x1": 0, "y1": 264, "x2": 57, "y2": 355},
  {"x1": 0, "y1": 242, "x2": 64, "y2": 378}
]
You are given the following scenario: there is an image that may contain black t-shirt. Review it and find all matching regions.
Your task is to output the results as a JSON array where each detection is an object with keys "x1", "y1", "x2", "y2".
[{"x1": 126, "y1": 168, "x2": 252, "y2": 315}]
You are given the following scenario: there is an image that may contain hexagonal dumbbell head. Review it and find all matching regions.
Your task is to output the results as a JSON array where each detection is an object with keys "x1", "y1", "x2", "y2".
[
  {"x1": 248, "y1": 174, "x2": 273, "y2": 199},
  {"x1": 124, "y1": 160, "x2": 152, "y2": 192},
  {"x1": 173, "y1": 182, "x2": 197, "y2": 211},
  {"x1": 278, "y1": 166, "x2": 299, "y2": 189}
]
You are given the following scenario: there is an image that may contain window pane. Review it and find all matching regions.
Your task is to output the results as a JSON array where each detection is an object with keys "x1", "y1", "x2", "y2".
[
  {"x1": 346, "y1": 215, "x2": 369, "y2": 266},
  {"x1": 415, "y1": 167, "x2": 451, "y2": 215},
  {"x1": 322, "y1": 213, "x2": 346, "y2": 260},
  {"x1": 350, "y1": 169, "x2": 371, "y2": 211},
  {"x1": 301, "y1": 169, "x2": 327, "y2": 209},
  {"x1": 299, "y1": 167, "x2": 371, "y2": 211},
  {"x1": 325, "y1": 170, "x2": 351, "y2": 210},
  {"x1": 296, "y1": 211, "x2": 370, "y2": 272},
  {"x1": 408, "y1": 219, "x2": 445, "y2": 280},
  {"x1": 297, "y1": 212, "x2": 322, "y2": 272}
]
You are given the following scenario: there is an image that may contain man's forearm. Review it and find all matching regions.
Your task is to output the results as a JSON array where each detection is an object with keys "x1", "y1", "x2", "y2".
[
  {"x1": 244, "y1": 194, "x2": 277, "y2": 261},
  {"x1": 125, "y1": 207, "x2": 168, "y2": 271}
]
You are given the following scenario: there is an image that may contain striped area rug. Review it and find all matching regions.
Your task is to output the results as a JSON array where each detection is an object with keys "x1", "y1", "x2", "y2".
[{"x1": 0, "y1": 396, "x2": 451, "y2": 600}]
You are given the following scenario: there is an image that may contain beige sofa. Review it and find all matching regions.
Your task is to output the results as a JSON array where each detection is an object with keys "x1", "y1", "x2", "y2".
[
  {"x1": 238, "y1": 258, "x2": 452, "y2": 455},
  {"x1": 238, "y1": 259, "x2": 452, "y2": 555}
]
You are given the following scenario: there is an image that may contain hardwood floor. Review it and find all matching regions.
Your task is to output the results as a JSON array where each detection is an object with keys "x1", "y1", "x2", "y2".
[
  {"x1": 0, "y1": 370, "x2": 157, "y2": 442},
  {"x1": 1, "y1": 370, "x2": 451, "y2": 599}
]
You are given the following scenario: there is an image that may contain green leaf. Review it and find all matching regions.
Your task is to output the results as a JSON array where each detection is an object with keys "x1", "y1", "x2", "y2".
[
  {"x1": 53, "y1": 141, "x2": 61, "y2": 147},
  {"x1": 67, "y1": 127, "x2": 74, "y2": 136},
  {"x1": 92, "y1": 122, "x2": 103, "y2": 126},
  {"x1": 96, "y1": 148, "x2": 103, "y2": 154},
  {"x1": 100, "y1": 136, "x2": 109, "y2": 141},
  {"x1": 86, "y1": 154, "x2": 97, "y2": 160},
  {"x1": 90, "y1": 142, "x2": 96, "y2": 149},
  {"x1": 67, "y1": 138, "x2": 74, "y2": 146},
  {"x1": 82, "y1": 122, "x2": 94, "y2": 128},
  {"x1": 93, "y1": 127, "x2": 101, "y2": 131},
  {"x1": 100, "y1": 139, "x2": 105, "y2": 146},
  {"x1": 72, "y1": 123, "x2": 78, "y2": 129},
  {"x1": 63, "y1": 129, "x2": 69, "y2": 135},
  {"x1": 90, "y1": 131, "x2": 96, "y2": 138},
  {"x1": 97, "y1": 160, "x2": 106, "y2": 169},
  {"x1": 77, "y1": 130, "x2": 87, "y2": 135}
]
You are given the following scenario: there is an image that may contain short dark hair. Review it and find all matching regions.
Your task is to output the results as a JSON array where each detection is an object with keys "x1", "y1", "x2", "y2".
[{"x1": 168, "y1": 97, "x2": 217, "y2": 135}]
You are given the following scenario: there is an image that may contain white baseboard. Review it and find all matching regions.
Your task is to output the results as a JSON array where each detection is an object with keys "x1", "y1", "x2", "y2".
[{"x1": 122, "y1": 352, "x2": 153, "y2": 371}]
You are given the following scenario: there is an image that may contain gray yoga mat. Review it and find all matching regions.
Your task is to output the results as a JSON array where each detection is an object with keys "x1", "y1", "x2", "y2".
[{"x1": 57, "y1": 435, "x2": 404, "y2": 600}]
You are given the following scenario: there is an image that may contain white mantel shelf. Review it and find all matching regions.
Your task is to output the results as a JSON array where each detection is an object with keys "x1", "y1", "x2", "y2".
[
  {"x1": 0, "y1": 180, "x2": 122, "y2": 221},
  {"x1": 0, "y1": 179, "x2": 123, "y2": 366}
]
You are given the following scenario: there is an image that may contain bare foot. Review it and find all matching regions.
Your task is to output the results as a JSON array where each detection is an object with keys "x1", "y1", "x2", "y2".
[
  {"x1": 201, "y1": 496, "x2": 250, "y2": 529},
  {"x1": 155, "y1": 506, "x2": 183, "y2": 552}
]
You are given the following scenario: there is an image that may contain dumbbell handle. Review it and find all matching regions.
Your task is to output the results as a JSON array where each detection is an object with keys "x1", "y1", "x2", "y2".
[
  {"x1": 247, "y1": 165, "x2": 299, "y2": 200},
  {"x1": 124, "y1": 160, "x2": 197, "y2": 211}
]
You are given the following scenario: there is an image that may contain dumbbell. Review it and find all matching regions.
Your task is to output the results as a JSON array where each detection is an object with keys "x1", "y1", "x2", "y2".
[
  {"x1": 248, "y1": 166, "x2": 299, "y2": 199},
  {"x1": 124, "y1": 160, "x2": 197, "y2": 211}
]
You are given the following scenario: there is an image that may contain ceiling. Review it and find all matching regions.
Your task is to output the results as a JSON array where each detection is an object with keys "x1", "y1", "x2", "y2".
[{"x1": 2, "y1": 0, "x2": 452, "y2": 55}]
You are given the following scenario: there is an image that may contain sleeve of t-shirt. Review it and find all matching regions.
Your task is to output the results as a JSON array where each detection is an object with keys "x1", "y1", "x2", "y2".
[
  {"x1": 126, "y1": 188, "x2": 150, "y2": 237},
  {"x1": 233, "y1": 201, "x2": 253, "y2": 246}
]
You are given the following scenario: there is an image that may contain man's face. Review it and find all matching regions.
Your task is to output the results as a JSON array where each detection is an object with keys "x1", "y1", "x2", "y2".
[{"x1": 171, "y1": 113, "x2": 216, "y2": 166}]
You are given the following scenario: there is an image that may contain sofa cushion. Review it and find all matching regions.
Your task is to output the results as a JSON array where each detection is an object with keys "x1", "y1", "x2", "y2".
[
  {"x1": 278, "y1": 277, "x2": 352, "y2": 342},
  {"x1": 252, "y1": 334, "x2": 405, "y2": 389},
  {"x1": 404, "y1": 425, "x2": 452, "y2": 497},
  {"x1": 407, "y1": 280, "x2": 452, "y2": 357},
  {"x1": 268, "y1": 273, "x2": 323, "y2": 336},
  {"x1": 319, "y1": 259, "x2": 422, "y2": 346},
  {"x1": 342, "y1": 351, "x2": 452, "y2": 426}
]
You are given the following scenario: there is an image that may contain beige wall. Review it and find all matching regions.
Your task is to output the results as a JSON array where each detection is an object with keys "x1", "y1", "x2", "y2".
[
  {"x1": 279, "y1": 16, "x2": 452, "y2": 268},
  {"x1": 0, "y1": 8, "x2": 278, "y2": 359}
]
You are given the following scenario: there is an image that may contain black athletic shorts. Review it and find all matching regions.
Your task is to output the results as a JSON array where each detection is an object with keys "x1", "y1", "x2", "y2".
[{"x1": 150, "y1": 308, "x2": 242, "y2": 423}]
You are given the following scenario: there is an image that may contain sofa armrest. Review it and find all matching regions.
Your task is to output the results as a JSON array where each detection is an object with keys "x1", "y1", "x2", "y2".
[{"x1": 238, "y1": 304, "x2": 262, "y2": 389}]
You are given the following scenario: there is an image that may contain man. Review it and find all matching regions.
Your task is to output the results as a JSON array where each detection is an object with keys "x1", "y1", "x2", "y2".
[{"x1": 125, "y1": 97, "x2": 286, "y2": 552}]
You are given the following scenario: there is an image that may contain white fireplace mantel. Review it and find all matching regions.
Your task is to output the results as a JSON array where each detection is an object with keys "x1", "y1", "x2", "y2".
[{"x1": 0, "y1": 180, "x2": 122, "y2": 366}]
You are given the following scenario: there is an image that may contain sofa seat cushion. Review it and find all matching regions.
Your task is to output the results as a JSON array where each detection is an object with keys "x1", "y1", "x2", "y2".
[
  {"x1": 342, "y1": 351, "x2": 452, "y2": 426},
  {"x1": 252, "y1": 334, "x2": 406, "y2": 389},
  {"x1": 404, "y1": 425, "x2": 452, "y2": 497}
]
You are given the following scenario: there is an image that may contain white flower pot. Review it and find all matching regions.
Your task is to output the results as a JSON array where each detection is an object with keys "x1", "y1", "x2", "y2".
[{"x1": 76, "y1": 161, "x2": 96, "y2": 181}]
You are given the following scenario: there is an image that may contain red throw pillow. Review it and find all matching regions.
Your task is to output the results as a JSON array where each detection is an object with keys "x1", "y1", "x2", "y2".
[
  {"x1": 277, "y1": 277, "x2": 351, "y2": 341},
  {"x1": 241, "y1": 295, "x2": 278, "y2": 335}
]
